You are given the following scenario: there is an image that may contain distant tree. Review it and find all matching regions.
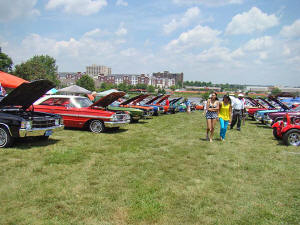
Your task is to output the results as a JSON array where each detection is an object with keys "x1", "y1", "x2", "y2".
[
  {"x1": 170, "y1": 85, "x2": 177, "y2": 91},
  {"x1": 135, "y1": 83, "x2": 147, "y2": 90},
  {"x1": 76, "y1": 75, "x2": 95, "y2": 91},
  {"x1": 14, "y1": 55, "x2": 60, "y2": 85},
  {"x1": 0, "y1": 47, "x2": 13, "y2": 72},
  {"x1": 118, "y1": 82, "x2": 129, "y2": 92},
  {"x1": 147, "y1": 85, "x2": 155, "y2": 93},
  {"x1": 271, "y1": 87, "x2": 281, "y2": 96},
  {"x1": 201, "y1": 92, "x2": 210, "y2": 100},
  {"x1": 98, "y1": 82, "x2": 117, "y2": 91}
]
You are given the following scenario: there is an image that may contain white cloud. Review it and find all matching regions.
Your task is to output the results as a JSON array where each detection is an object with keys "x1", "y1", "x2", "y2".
[
  {"x1": 0, "y1": 0, "x2": 39, "y2": 22},
  {"x1": 165, "y1": 25, "x2": 221, "y2": 52},
  {"x1": 172, "y1": 0, "x2": 243, "y2": 7},
  {"x1": 243, "y1": 36, "x2": 273, "y2": 51},
  {"x1": 83, "y1": 28, "x2": 110, "y2": 37},
  {"x1": 115, "y1": 23, "x2": 127, "y2": 36},
  {"x1": 120, "y1": 48, "x2": 138, "y2": 57},
  {"x1": 45, "y1": 0, "x2": 107, "y2": 16},
  {"x1": 116, "y1": 0, "x2": 128, "y2": 7},
  {"x1": 226, "y1": 7, "x2": 279, "y2": 35},
  {"x1": 163, "y1": 7, "x2": 200, "y2": 34},
  {"x1": 280, "y1": 19, "x2": 300, "y2": 39}
]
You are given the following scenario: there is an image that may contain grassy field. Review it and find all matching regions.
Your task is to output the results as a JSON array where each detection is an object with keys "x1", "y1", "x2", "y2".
[{"x1": 0, "y1": 111, "x2": 299, "y2": 225}]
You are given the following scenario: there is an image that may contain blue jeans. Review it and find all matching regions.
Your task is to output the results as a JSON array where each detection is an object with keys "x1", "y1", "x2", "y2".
[{"x1": 219, "y1": 118, "x2": 229, "y2": 139}]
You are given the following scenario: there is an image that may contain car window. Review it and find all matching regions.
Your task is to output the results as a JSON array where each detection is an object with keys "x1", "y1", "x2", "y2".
[
  {"x1": 41, "y1": 98, "x2": 71, "y2": 106},
  {"x1": 73, "y1": 98, "x2": 93, "y2": 108}
]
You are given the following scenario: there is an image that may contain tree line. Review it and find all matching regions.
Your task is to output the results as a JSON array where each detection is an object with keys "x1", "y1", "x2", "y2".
[{"x1": 183, "y1": 81, "x2": 246, "y2": 92}]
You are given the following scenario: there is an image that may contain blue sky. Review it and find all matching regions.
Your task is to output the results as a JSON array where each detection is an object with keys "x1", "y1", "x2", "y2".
[{"x1": 0, "y1": 0, "x2": 300, "y2": 86}]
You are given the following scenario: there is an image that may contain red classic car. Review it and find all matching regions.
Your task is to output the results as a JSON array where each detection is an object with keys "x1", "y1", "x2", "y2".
[
  {"x1": 33, "y1": 94, "x2": 130, "y2": 133},
  {"x1": 272, "y1": 113, "x2": 300, "y2": 146}
]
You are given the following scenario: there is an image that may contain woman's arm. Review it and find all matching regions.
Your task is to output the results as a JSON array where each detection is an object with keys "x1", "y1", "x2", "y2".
[
  {"x1": 206, "y1": 100, "x2": 210, "y2": 111},
  {"x1": 229, "y1": 105, "x2": 232, "y2": 121}
]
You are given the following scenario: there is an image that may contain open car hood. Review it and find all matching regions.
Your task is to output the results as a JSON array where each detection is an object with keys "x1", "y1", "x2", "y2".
[
  {"x1": 132, "y1": 94, "x2": 150, "y2": 105},
  {"x1": 120, "y1": 94, "x2": 148, "y2": 105},
  {"x1": 258, "y1": 97, "x2": 275, "y2": 108},
  {"x1": 245, "y1": 97, "x2": 264, "y2": 108},
  {"x1": 269, "y1": 97, "x2": 290, "y2": 110},
  {"x1": 145, "y1": 95, "x2": 164, "y2": 104},
  {"x1": 0, "y1": 80, "x2": 54, "y2": 110},
  {"x1": 91, "y1": 92, "x2": 125, "y2": 108},
  {"x1": 169, "y1": 97, "x2": 182, "y2": 104},
  {"x1": 157, "y1": 95, "x2": 170, "y2": 104}
]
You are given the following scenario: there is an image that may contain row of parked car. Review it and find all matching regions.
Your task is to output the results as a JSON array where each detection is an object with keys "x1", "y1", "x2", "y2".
[
  {"x1": 0, "y1": 80, "x2": 196, "y2": 148},
  {"x1": 245, "y1": 96, "x2": 300, "y2": 146}
]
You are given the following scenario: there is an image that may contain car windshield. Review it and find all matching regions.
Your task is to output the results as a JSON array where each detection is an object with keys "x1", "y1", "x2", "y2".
[{"x1": 73, "y1": 98, "x2": 93, "y2": 108}]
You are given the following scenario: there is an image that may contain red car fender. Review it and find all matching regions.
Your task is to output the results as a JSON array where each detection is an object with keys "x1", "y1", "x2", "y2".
[{"x1": 272, "y1": 121, "x2": 281, "y2": 128}]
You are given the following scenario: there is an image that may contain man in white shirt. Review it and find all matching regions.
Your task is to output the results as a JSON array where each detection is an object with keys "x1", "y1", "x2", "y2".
[{"x1": 230, "y1": 93, "x2": 245, "y2": 131}]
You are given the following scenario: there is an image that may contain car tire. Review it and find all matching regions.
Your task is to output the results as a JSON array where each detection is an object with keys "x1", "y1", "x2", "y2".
[
  {"x1": 273, "y1": 128, "x2": 281, "y2": 140},
  {"x1": 89, "y1": 120, "x2": 104, "y2": 133},
  {"x1": 283, "y1": 129, "x2": 300, "y2": 146},
  {"x1": 0, "y1": 126, "x2": 14, "y2": 148}
]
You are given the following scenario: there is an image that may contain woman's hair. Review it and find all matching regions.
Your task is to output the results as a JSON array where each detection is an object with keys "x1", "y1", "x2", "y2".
[
  {"x1": 210, "y1": 92, "x2": 218, "y2": 100},
  {"x1": 223, "y1": 94, "x2": 231, "y2": 104}
]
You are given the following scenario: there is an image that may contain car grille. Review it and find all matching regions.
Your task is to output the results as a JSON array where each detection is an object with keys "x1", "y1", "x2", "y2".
[
  {"x1": 32, "y1": 119, "x2": 56, "y2": 128},
  {"x1": 115, "y1": 114, "x2": 129, "y2": 121}
]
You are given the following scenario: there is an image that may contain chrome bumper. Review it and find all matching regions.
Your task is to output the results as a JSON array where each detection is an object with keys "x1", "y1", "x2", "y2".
[
  {"x1": 131, "y1": 115, "x2": 143, "y2": 120},
  {"x1": 19, "y1": 125, "x2": 64, "y2": 138},
  {"x1": 104, "y1": 120, "x2": 130, "y2": 128}
]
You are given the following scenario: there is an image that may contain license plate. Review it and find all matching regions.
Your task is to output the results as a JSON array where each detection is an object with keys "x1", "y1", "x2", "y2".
[{"x1": 45, "y1": 130, "x2": 53, "y2": 136}]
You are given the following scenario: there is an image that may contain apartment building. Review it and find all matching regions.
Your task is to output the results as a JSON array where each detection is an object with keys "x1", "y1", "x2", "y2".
[{"x1": 86, "y1": 64, "x2": 112, "y2": 76}]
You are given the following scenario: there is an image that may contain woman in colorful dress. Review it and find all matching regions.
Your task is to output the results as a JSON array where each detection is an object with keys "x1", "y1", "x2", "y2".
[
  {"x1": 205, "y1": 92, "x2": 219, "y2": 142},
  {"x1": 219, "y1": 95, "x2": 232, "y2": 141}
]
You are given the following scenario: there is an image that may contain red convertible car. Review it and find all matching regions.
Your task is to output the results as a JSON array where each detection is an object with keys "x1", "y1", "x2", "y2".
[
  {"x1": 272, "y1": 113, "x2": 300, "y2": 146},
  {"x1": 33, "y1": 94, "x2": 130, "y2": 133}
]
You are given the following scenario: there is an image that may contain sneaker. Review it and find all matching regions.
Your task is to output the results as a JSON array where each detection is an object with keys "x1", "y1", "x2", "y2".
[{"x1": 237, "y1": 128, "x2": 241, "y2": 131}]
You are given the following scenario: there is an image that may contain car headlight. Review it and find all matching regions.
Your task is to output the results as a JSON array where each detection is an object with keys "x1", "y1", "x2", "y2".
[
  {"x1": 111, "y1": 114, "x2": 118, "y2": 122},
  {"x1": 21, "y1": 120, "x2": 32, "y2": 129}
]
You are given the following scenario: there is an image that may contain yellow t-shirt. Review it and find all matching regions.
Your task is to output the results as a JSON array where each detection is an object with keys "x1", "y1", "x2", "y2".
[{"x1": 219, "y1": 102, "x2": 231, "y2": 121}]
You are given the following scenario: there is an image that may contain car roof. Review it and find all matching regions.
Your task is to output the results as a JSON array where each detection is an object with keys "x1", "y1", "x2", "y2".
[{"x1": 34, "y1": 95, "x2": 88, "y2": 105}]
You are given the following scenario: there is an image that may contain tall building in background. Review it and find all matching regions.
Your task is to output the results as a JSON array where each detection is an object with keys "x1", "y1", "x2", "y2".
[
  {"x1": 86, "y1": 64, "x2": 112, "y2": 76},
  {"x1": 152, "y1": 71, "x2": 184, "y2": 87}
]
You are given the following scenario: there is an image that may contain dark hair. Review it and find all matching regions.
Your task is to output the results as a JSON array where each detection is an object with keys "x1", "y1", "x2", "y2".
[
  {"x1": 223, "y1": 94, "x2": 231, "y2": 104},
  {"x1": 211, "y1": 92, "x2": 218, "y2": 100}
]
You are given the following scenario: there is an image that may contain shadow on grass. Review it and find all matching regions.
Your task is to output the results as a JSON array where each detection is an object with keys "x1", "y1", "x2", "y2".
[
  {"x1": 133, "y1": 121, "x2": 148, "y2": 124},
  {"x1": 256, "y1": 125, "x2": 272, "y2": 129},
  {"x1": 104, "y1": 128, "x2": 128, "y2": 134},
  {"x1": 64, "y1": 126, "x2": 128, "y2": 134},
  {"x1": 13, "y1": 137, "x2": 60, "y2": 150}
]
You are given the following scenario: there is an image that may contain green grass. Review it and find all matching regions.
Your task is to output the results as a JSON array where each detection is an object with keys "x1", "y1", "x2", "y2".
[{"x1": 0, "y1": 112, "x2": 299, "y2": 225}]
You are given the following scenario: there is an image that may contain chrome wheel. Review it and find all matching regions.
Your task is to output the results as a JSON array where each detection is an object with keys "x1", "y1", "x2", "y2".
[
  {"x1": 89, "y1": 120, "x2": 104, "y2": 133},
  {"x1": 0, "y1": 128, "x2": 8, "y2": 147},
  {"x1": 0, "y1": 127, "x2": 13, "y2": 148},
  {"x1": 287, "y1": 132, "x2": 300, "y2": 146}
]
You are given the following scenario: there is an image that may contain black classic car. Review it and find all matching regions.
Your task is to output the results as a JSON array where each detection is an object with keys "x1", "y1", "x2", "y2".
[{"x1": 0, "y1": 80, "x2": 64, "y2": 148}]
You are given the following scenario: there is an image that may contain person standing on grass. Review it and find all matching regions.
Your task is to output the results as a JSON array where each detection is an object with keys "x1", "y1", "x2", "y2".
[
  {"x1": 230, "y1": 93, "x2": 245, "y2": 131},
  {"x1": 205, "y1": 92, "x2": 219, "y2": 142},
  {"x1": 219, "y1": 95, "x2": 232, "y2": 141},
  {"x1": 185, "y1": 98, "x2": 191, "y2": 113},
  {"x1": 203, "y1": 94, "x2": 211, "y2": 116}
]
